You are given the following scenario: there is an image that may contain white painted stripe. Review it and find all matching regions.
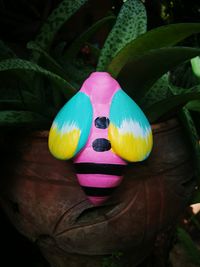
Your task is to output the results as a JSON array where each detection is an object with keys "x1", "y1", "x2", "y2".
[
  {"x1": 53, "y1": 121, "x2": 80, "y2": 134},
  {"x1": 117, "y1": 119, "x2": 151, "y2": 138}
]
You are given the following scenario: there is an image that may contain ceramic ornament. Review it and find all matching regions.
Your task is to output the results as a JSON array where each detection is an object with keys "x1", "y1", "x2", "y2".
[{"x1": 48, "y1": 72, "x2": 153, "y2": 205}]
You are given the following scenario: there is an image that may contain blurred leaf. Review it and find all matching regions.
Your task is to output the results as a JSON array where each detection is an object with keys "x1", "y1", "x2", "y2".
[
  {"x1": 0, "y1": 83, "x2": 51, "y2": 117},
  {"x1": 0, "y1": 72, "x2": 43, "y2": 110},
  {"x1": 140, "y1": 73, "x2": 172, "y2": 109},
  {"x1": 64, "y1": 15, "x2": 115, "y2": 60},
  {"x1": 53, "y1": 41, "x2": 67, "y2": 59},
  {"x1": 146, "y1": 92, "x2": 200, "y2": 122},
  {"x1": 34, "y1": 0, "x2": 88, "y2": 52},
  {"x1": 0, "y1": 59, "x2": 76, "y2": 98},
  {"x1": 97, "y1": 0, "x2": 147, "y2": 71},
  {"x1": 191, "y1": 214, "x2": 200, "y2": 231},
  {"x1": 177, "y1": 108, "x2": 200, "y2": 185},
  {"x1": 108, "y1": 23, "x2": 200, "y2": 77},
  {"x1": 19, "y1": 89, "x2": 46, "y2": 114},
  {"x1": 64, "y1": 59, "x2": 95, "y2": 88},
  {"x1": 177, "y1": 227, "x2": 200, "y2": 265},
  {"x1": 118, "y1": 47, "x2": 200, "y2": 99},
  {"x1": 170, "y1": 61, "x2": 199, "y2": 89},
  {"x1": 0, "y1": 40, "x2": 16, "y2": 60},
  {"x1": 169, "y1": 83, "x2": 200, "y2": 95},
  {"x1": 191, "y1": 56, "x2": 200, "y2": 79},
  {"x1": 0, "y1": 100, "x2": 24, "y2": 110},
  {"x1": 191, "y1": 190, "x2": 200, "y2": 204},
  {"x1": 85, "y1": 42, "x2": 100, "y2": 60},
  {"x1": 186, "y1": 100, "x2": 200, "y2": 112},
  {"x1": 0, "y1": 111, "x2": 49, "y2": 128},
  {"x1": 170, "y1": 72, "x2": 200, "y2": 185},
  {"x1": 27, "y1": 41, "x2": 70, "y2": 81}
]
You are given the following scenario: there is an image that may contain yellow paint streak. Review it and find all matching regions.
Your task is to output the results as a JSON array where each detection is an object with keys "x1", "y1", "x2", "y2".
[
  {"x1": 48, "y1": 125, "x2": 80, "y2": 160},
  {"x1": 108, "y1": 123, "x2": 153, "y2": 162}
]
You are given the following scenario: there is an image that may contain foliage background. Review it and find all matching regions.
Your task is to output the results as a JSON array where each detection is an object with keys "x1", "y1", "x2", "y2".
[{"x1": 0, "y1": 1, "x2": 200, "y2": 266}]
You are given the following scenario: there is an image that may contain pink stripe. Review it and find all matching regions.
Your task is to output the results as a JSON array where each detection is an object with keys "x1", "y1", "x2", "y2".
[
  {"x1": 87, "y1": 196, "x2": 109, "y2": 206},
  {"x1": 74, "y1": 147, "x2": 127, "y2": 165},
  {"x1": 76, "y1": 174, "x2": 123, "y2": 188}
]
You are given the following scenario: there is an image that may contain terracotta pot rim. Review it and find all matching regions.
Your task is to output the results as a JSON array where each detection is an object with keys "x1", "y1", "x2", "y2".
[{"x1": 31, "y1": 117, "x2": 180, "y2": 138}]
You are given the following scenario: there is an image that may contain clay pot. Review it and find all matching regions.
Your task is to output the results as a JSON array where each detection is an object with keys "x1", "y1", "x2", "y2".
[{"x1": 0, "y1": 118, "x2": 196, "y2": 267}]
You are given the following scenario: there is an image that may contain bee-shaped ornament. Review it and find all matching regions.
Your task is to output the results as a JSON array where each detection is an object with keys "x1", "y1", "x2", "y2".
[{"x1": 48, "y1": 72, "x2": 153, "y2": 205}]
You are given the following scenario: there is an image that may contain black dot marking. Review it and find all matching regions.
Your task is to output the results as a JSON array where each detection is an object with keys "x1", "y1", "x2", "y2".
[
  {"x1": 95, "y1": 117, "x2": 110, "y2": 129},
  {"x1": 92, "y1": 138, "x2": 111, "y2": 152}
]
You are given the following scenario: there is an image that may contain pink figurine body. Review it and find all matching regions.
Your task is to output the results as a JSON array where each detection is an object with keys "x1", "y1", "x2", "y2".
[
  {"x1": 74, "y1": 72, "x2": 127, "y2": 205},
  {"x1": 49, "y1": 72, "x2": 153, "y2": 206}
]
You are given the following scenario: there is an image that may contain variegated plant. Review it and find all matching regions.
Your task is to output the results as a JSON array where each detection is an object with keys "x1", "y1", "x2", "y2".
[
  {"x1": 1, "y1": 1, "x2": 200, "y2": 262},
  {"x1": 0, "y1": 0, "x2": 200, "y2": 154}
]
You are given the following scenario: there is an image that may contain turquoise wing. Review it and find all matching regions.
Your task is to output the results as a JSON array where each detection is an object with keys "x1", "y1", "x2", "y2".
[
  {"x1": 48, "y1": 92, "x2": 93, "y2": 160},
  {"x1": 108, "y1": 89, "x2": 153, "y2": 162}
]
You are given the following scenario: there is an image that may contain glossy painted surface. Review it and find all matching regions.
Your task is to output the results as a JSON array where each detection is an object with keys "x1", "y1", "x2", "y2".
[
  {"x1": 49, "y1": 72, "x2": 153, "y2": 205},
  {"x1": 109, "y1": 89, "x2": 152, "y2": 162},
  {"x1": 48, "y1": 92, "x2": 93, "y2": 160}
]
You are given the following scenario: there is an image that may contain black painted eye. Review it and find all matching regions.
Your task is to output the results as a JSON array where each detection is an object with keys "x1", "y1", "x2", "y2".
[
  {"x1": 95, "y1": 117, "x2": 110, "y2": 129},
  {"x1": 92, "y1": 138, "x2": 111, "y2": 152}
]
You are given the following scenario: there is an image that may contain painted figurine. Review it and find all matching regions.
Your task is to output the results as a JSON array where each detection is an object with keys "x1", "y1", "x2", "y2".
[{"x1": 48, "y1": 72, "x2": 153, "y2": 205}]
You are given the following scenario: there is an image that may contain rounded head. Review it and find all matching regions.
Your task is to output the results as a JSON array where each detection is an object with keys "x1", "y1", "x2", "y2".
[{"x1": 80, "y1": 72, "x2": 120, "y2": 102}]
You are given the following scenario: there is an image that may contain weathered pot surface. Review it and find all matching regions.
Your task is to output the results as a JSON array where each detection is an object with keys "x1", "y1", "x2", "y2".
[{"x1": 0, "y1": 118, "x2": 196, "y2": 267}]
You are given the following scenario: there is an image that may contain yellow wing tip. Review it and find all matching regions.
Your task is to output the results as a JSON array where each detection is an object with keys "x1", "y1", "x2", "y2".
[
  {"x1": 108, "y1": 123, "x2": 153, "y2": 162},
  {"x1": 48, "y1": 124, "x2": 81, "y2": 160}
]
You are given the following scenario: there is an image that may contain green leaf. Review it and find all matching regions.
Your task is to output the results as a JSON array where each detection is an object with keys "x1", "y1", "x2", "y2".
[
  {"x1": 186, "y1": 100, "x2": 200, "y2": 112},
  {"x1": 64, "y1": 59, "x2": 95, "y2": 88},
  {"x1": 97, "y1": 0, "x2": 147, "y2": 71},
  {"x1": 170, "y1": 61, "x2": 199, "y2": 89},
  {"x1": 177, "y1": 227, "x2": 200, "y2": 265},
  {"x1": 19, "y1": 89, "x2": 46, "y2": 114},
  {"x1": 85, "y1": 42, "x2": 100, "y2": 59},
  {"x1": 191, "y1": 56, "x2": 200, "y2": 79},
  {"x1": 53, "y1": 42, "x2": 67, "y2": 59},
  {"x1": 146, "y1": 92, "x2": 200, "y2": 122},
  {"x1": 34, "y1": 0, "x2": 88, "y2": 52},
  {"x1": 140, "y1": 73, "x2": 172, "y2": 109},
  {"x1": 0, "y1": 111, "x2": 49, "y2": 128},
  {"x1": 169, "y1": 83, "x2": 200, "y2": 95},
  {"x1": 191, "y1": 190, "x2": 200, "y2": 204},
  {"x1": 117, "y1": 47, "x2": 200, "y2": 99},
  {"x1": 0, "y1": 40, "x2": 16, "y2": 60},
  {"x1": 0, "y1": 59, "x2": 76, "y2": 98},
  {"x1": 179, "y1": 108, "x2": 200, "y2": 185},
  {"x1": 0, "y1": 100, "x2": 24, "y2": 110},
  {"x1": 191, "y1": 214, "x2": 200, "y2": 231},
  {"x1": 27, "y1": 41, "x2": 71, "y2": 81},
  {"x1": 108, "y1": 23, "x2": 200, "y2": 77},
  {"x1": 64, "y1": 15, "x2": 115, "y2": 60}
]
